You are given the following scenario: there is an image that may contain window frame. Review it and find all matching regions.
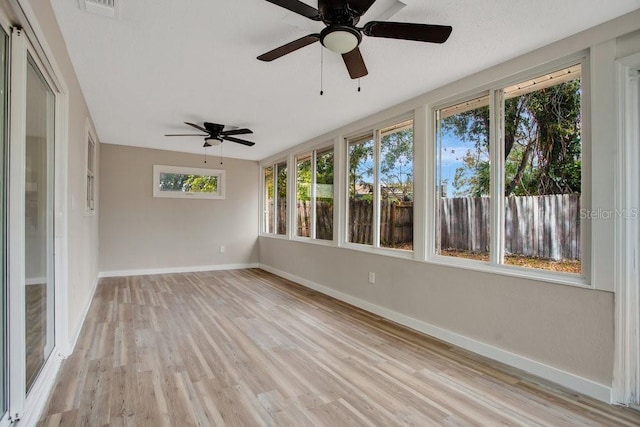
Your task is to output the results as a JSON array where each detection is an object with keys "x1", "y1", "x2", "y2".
[
  {"x1": 342, "y1": 114, "x2": 415, "y2": 256},
  {"x1": 428, "y1": 55, "x2": 590, "y2": 287},
  {"x1": 152, "y1": 165, "x2": 225, "y2": 200}
]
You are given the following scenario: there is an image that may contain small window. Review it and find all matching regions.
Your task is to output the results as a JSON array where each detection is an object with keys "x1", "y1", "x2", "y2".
[
  {"x1": 86, "y1": 131, "x2": 96, "y2": 212},
  {"x1": 153, "y1": 165, "x2": 224, "y2": 199}
]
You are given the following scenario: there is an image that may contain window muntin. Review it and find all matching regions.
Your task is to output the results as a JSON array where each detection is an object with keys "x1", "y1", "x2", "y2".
[
  {"x1": 436, "y1": 95, "x2": 491, "y2": 261},
  {"x1": 501, "y1": 64, "x2": 582, "y2": 274},
  {"x1": 153, "y1": 165, "x2": 224, "y2": 199}
]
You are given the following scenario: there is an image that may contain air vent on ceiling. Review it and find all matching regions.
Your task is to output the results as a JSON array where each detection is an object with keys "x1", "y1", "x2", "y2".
[{"x1": 80, "y1": 0, "x2": 118, "y2": 18}]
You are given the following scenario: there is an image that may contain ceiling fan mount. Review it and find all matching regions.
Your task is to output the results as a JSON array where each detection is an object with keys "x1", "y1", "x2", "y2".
[
  {"x1": 258, "y1": 0, "x2": 452, "y2": 79},
  {"x1": 165, "y1": 122, "x2": 256, "y2": 147}
]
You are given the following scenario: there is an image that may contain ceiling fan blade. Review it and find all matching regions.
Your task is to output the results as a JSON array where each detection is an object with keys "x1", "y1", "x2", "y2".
[
  {"x1": 184, "y1": 122, "x2": 208, "y2": 133},
  {"x1": 258, "y1": 34, "x2": 320, "y2": 61},
  {"x1": 362, "y1": 22, "x2": 452, "y2": 43},
  {"x1": 165, "y1": 133, "x2": 208, "y2": 137},
  {"x1": 342, "y1": 47, "x2": 368, "y2": 79},
  {"x1": 265, "y1": 0, "x2": 321, "y2": 20},
  {"x1": 347, "y1": 0, "x2": 377, "y2": 16},
  {"x1": 223, "y1": 136, "x2": 256, "y2": 147},
  {"x1": 221, "y1": 128, "x2": 253, "y2": 136}
]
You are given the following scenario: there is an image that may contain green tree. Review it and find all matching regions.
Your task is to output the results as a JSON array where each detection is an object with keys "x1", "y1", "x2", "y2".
[
  {"x1": 442, "y1": 77, "x2": 581, "y2": 197},
  {"x1": 348, "y1": 139, "x2": 374, "y2": 199},
  {"x1": 380, "y1": 128, "x2": 414, "y2": 201}
]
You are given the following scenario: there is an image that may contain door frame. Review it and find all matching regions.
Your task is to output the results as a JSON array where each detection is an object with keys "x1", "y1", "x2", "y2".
[{"x1": 613, "y1": 51, "x2": 640, "y2": 407}]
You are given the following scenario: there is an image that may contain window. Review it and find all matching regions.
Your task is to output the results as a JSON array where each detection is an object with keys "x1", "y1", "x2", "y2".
[
  {"x1": 501, "y1": 64, "x2": 582, "y2": 274},
  {"x1": 347, "y1": 119, "x2": 414, "y2": 250},
  {"x1": 316, "y1": 147, "x2": 334, "y2": 240},
  {"x1": 85, "y1": 130, "x2": 96, "y2": 212},
  {"x1": 436, "y1": 95, "x2": 491, "y2": 261},
  {"x1": 434, "y1": 63, "x2": 583, "y2": 275},
  {"x1": 153, "y1": 165, "x2": 224, "y2": 199},
  {"x1": 295, "y1": 146, "x2": 334, "y2": 240},
  {"x1": 263, "y1": 161, "x2": 287, "y2": 235},
  {"x1": 276, "y1": 161, "x2": 287, "y2": 235},
  {"x1": 296, "y1": 153, "x2": 311, "y2": 237}
]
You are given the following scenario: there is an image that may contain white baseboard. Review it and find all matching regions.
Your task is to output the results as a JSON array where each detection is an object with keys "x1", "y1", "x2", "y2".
[
  {"x1": 259, "y1": 263, "x2": 612, "y2": 404},
  {"x1": 98, "y1": 263, "x2": 260, "y2": 278}
]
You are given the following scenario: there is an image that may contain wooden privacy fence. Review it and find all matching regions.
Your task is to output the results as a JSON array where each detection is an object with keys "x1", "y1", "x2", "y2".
[
  {"x1": 278, "y1": 193, "x2": 581, "y2": 261},
  {"x1": 295, "y1": 200, "x2": 413, "y2": 246},
  {"x1": 296, "y1": 200, "x2": 333, "y2": 240},
  {"x1": 438, "y1": 193, "x2": 581, "y2": 260}
]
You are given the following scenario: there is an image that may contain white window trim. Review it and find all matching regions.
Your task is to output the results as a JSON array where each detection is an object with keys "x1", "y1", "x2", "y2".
[
  {"x1": 428, "y1": 56, "x2": 590, "y2": 287},
  {"x1": 152, "y1": 165, "x2": 225, "y2": 199}
]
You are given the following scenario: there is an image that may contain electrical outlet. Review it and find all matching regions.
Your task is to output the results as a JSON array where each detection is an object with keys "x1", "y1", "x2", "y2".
[
  {"x1": 368, "y1": 272, "x2": 375, "y2": 284},
  {"x1": 219, "y1": 245, "x2": 225, "y2": 253}
]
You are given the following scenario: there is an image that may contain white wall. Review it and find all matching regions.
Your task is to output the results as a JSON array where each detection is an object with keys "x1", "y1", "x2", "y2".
[
  {"x1": 98, "y1": 144, "x2": 259, "y2": 275},
  {"x1": 259, "y1": 9, "x2": 640, "y2": 401}
]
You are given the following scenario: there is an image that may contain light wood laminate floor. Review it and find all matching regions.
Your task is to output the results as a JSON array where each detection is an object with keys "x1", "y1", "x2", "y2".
[{"x1": 38, "y1": 269, "x2": 640, "y2": 426}]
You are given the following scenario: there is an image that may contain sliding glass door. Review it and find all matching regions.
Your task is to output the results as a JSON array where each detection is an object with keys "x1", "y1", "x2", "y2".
[
  {"x1": 24, "y1": 54, "x2": 55, "y2": 393},
  {"x1": 3, "y1": 21, "x2": 61, "y2": 423}
]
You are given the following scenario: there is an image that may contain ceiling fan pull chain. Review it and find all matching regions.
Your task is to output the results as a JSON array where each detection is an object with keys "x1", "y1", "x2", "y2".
[
  {"x1": 320, "y1": 46, "x2": 324, "y2": 96},
  {"x1": 358, "y1": 78, "x2": 361, "y2": 92},
  {"x1": 220, "y1": 142, "x2": 224, "y2": 166},
  {"x1": 204, "y1": 146, "x2": 207, "y2": 164}
]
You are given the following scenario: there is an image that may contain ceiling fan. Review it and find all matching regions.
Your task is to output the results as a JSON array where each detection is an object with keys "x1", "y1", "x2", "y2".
[
  {"x1": 257, "y1": 0, "x2": 453, "y2": 79},
  {"x1": 165, "y1": 122, "x2": 256, "y2": 147}
]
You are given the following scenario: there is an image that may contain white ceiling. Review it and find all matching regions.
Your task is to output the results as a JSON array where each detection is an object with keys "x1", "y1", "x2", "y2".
[{"x1": 51, "y1": 0, "x2": 640, "y2": 161}]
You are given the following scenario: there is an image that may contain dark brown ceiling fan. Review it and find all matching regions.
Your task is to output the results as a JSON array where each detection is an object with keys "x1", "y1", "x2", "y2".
[
  {"x1": 165, "y1": 122, "x2": 256, "y2": 147},
  {"x1": 257, "y1": 0, "x2": 453, "y2": 79}
]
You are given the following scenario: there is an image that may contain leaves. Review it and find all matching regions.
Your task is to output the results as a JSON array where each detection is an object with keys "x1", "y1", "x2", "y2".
[{"x1": 441, "y1": 76, "x2": 581, "y2": 197}]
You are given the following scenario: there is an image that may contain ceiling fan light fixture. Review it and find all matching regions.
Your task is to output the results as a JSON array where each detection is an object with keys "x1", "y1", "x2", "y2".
[
  {"x1": 205, "y1": 137, "x2": 222, "y2": 146},
  {"x1": 321, "y1": 26, "x2": 361, "y2": 54}
]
